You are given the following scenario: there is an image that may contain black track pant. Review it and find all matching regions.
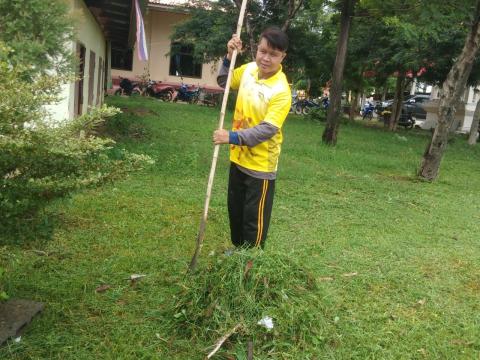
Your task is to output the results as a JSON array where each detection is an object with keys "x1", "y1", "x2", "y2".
[{"x1": 228, "y1": 163, "x2": 275, "y2": 248}]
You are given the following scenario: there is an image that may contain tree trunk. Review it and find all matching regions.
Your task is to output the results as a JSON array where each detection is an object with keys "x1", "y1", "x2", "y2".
[
  {"x1": 322, "y1": 0, "x2": 356, "y2": 145},
  {"x1": 388, "y1": 75, "x2": 405, "y2": 131},
  {"x1": 382, "y1": 86, "x2": 388, "y2": 101},
  {"x1": 419, "y1": 0, "x2": 480, "y2": 180},
  {"x1": 349, "y1": 90, "x2": 359, "y2": 122},
  {"x1": 468, "y1": 98, "x2": 480, "y2": 145},
  {"x1": 233, "y1": 0, "x2": 256, "y2": 60},
  {"x1": 282, "y1": 0, "x2": 304, "y2": 32},
  {"x1": 245, "y1": 16, "x2": 256, "y2": 60}
]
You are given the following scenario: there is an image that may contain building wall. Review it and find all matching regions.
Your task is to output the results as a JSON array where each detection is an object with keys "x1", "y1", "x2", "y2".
[
  {"x1": 112, "y1": 8, "x2": 221, "y2": 89},
  {"x1": 46, "y1": 0, "x2": 107, "y2": 122},
  {"x1": 423, "y1": 85, "x2": 479, "y2": 133},
  {"x1": 72, "y1": 0, "x2": 107, "y2": 116}
]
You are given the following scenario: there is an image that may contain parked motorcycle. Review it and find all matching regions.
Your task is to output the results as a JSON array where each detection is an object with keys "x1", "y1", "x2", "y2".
[
  {"x1": 380, "y1": 109, "x2": 415, "y2": 129},
  {"x1": 115, "y1": 77, "x2": 142, "y2": 96},
  {"x1": 146, "y1": 80, "x2": 175, "y2": 101},
  {"x1": 320, "y1": 96, "x2": 329, "y2": 109},
  {"x1": 198, "y1": 88, "x2": 220, "y2": 107},
  {"x1": 361, "y1": 102, "x2": 376, "y2": 120},
  {"x1": 292, "y1": 98, "x2": 322, "y2": 115},
  {"x1": 173, "y1": 79, "x2": 201, "y2": 104}
]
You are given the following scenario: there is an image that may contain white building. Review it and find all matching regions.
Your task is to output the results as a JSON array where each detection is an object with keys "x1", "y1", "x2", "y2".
[
  {"x1": 46, "y1": 0, "x2": 143, "y2": 122},
  {"x1": 420, "y1": 86, "x2": 479, "y2": 133}
]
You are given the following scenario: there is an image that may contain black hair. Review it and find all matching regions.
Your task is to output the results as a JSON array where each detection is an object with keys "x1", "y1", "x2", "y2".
[{"x1": 260, "y1": 27, "x2": 289, "y2": 52}]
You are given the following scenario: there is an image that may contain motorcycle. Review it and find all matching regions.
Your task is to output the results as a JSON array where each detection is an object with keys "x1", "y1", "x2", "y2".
[
  {"x1": 115, "y1": 77, "x2": 142, "y2": 96},
  {"x1": 380, "y1": 109, "x2": 415, "y2": 129},
  {"x1": 320, "y1": 96, "x2": 329, "y2": 109},
  {"x1": 146, "y1": 80, "x2": 175, "y2": 101},
  {"x1": 173, "y1": 79, "x2": 201, "y2": 104},
  {"x1": 361, "y1": 102, "x2": 376, "y2": 120},
  {"x1": 292, "y1": 98, "x2": 324, "y2": 115}
]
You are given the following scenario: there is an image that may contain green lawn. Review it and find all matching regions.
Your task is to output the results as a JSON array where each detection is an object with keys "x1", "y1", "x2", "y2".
[{"x1": 1, "y1": 96, "x2": 479, "y2": 359}]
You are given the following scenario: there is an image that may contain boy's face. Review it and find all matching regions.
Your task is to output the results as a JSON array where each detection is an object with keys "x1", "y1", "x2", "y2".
[{"x1": 255, "y1": 37, "x2": 286, "y2": 79}]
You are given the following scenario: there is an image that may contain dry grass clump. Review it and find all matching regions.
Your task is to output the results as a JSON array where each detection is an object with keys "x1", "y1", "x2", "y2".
[{"x1": 169, "y1": 249, "x2": 329, "y2": 355}]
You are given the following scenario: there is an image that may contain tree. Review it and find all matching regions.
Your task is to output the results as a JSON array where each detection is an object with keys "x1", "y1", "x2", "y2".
[
  {"x1": 0, "y1": 0, "x2": 74, "y2": 79},
  {"x1": 468, "y1": 97, "x2": 480, "y2": 145},
  {"x1": 344, "y1": 0, "x2": 479, "y2": 130},
  {"x1": 418, "y1": 0, "x2": 480, "y2": 181},
  {"x1": 0, "y1": 2, "x2": 152, "y2": 237},
  {"x1": 171, "y1": 0, "x2": 306, "y2": 61},
  {"x1": 169, "y1": 0, "x2": 330, "y2": 80},
  {"x1": 322, "y1": 0, "x2": 356, "y2": 145}
]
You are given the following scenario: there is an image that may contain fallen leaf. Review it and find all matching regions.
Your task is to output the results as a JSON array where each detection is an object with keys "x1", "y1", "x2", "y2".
[
  {"x1": 318, "y1": 276, "x2": 334, "y2": 282},
  {"x1": 243, "y1": 260, "x2": 253, "y2": 278},
  {"x1": 416, "y1": 299, "x2": 426, "y2": 306},
  {"x1": 342, "y1": 272, "x2": 358, "y2": 277},
  {"x1": 417, "y1": 348, "x2": 427, "y2": 356},
  {"x1": 95, "y1": 284, "x2": 111, "y2": 293},
  {"x1": 451, "y1": 339, "x2": 474, "y2": 346}
]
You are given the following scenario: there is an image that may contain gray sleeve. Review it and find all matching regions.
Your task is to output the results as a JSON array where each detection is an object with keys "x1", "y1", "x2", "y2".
[
  {"x1": 237, "y1": 122, "x2": 279, "y2": 147},
  {"x1": 217, "y1": 63, "x2": 229, "y2": 88}
]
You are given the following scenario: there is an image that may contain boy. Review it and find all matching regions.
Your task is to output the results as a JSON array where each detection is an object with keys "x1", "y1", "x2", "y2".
[{"x1": 213, "y1": 27, "x2": 291, "y2": 249}]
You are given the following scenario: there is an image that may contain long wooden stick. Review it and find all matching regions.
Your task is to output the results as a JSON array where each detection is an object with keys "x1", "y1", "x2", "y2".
[
  {"x1": 188, "y1": 0, "x2": 248, "y2": 273},
  {"x1": 206, "y1": 323, "x2": 242, "y2": 359}
]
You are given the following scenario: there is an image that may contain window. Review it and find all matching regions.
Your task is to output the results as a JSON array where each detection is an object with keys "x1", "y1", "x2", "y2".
[
  {"x1": 74, "y1": 43, "x2": 86, "y2": 116},
  {"x1": 111, "y1": 48, "x2": 133, "y2": 70},
  {"x1": 169, "y1": 43, "x2": 202, "y2": 78}
]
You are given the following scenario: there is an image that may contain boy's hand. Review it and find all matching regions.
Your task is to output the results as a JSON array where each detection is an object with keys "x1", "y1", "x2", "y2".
[
  {"x1": 213, "y1": 129, "x2": 229, "y2": 144},
  {"x1": 227, "y1": 34, "x2": 242, "y2": 60}
]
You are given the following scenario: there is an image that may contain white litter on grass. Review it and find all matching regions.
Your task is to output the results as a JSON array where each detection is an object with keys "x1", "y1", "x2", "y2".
[
  {"x1": 14, "y1": 336, "x2": 21, "y2": 343},
  {"x1": 127, "y1": 274, "x2": 146, "y2": 281},
  {"x1": 257, "y1": 316, "x2": 274, "y2": 330}
]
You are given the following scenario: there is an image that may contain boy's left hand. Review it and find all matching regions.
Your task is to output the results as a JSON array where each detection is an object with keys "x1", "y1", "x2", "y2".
[{"x1": 213, "y1": 129, "x2": 229, "y2": 144}]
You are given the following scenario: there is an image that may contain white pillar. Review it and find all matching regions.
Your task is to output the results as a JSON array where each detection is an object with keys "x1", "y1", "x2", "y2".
[{"x1": 410, "y1": 78, "x2": 417, "y2": 95}]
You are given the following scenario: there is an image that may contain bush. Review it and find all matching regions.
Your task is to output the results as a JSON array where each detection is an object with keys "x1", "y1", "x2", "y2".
[
  {"x1": 0, "y1": 267, "x2": 7, "y2": 301},
  {"x1": 306, "y1": 107, "x2": 327, "y2": 122},
  {"x1": 0, "y1": 44, "x2": 154, "y2": 235}
]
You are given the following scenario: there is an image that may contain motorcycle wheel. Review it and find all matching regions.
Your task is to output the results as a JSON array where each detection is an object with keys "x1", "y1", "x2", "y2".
[
  {"x1": 131, "y1": 89, "x2": 141, "y2": 96},
  {"x1": 160, "y1": 91, "x2": 173, "y2": 102},
  {"x1": 363, "y1": 112, "x2": 373, "y2": 120},
  {"x1": 295, "y1": 105, "x2": 303, "y2": 115},
  {"x1": 114, "y1": 89, "x2": 122, "y2": 96},
  {"x1": 302, "y1": 106, "x2": 311, "y2": 115}
]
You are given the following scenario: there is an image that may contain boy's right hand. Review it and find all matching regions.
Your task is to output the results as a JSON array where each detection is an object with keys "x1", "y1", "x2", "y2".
[{"x1": 227, "y1": 34, "x2": 242, "y2": 60}]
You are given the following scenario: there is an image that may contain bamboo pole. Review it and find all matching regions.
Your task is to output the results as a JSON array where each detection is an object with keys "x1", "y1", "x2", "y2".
[{"x1": 188, "y1": 0, "x2": 248, "y2": 272}]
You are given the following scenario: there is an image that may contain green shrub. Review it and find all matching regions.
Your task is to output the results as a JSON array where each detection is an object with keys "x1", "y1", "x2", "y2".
[
  {"x1": 0, "y1": 267, "x2": 7, "y2": 301},
  {"x1": 0, "y1": 44, "x2": 154, "y2": 234},
  {"x1": 306, "y1": 107, "x2": 327, "y2": 122}
]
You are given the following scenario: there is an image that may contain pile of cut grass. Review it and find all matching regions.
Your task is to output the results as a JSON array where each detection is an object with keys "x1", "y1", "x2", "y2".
[{"x1": 169, "y1": 249, "x2": 330, "y2": 357}]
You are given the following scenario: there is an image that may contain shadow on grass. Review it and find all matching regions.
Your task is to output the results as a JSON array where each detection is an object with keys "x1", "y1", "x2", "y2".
[{"x1": 0, "y1": 212, "x2": 57, "y2": 246}]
